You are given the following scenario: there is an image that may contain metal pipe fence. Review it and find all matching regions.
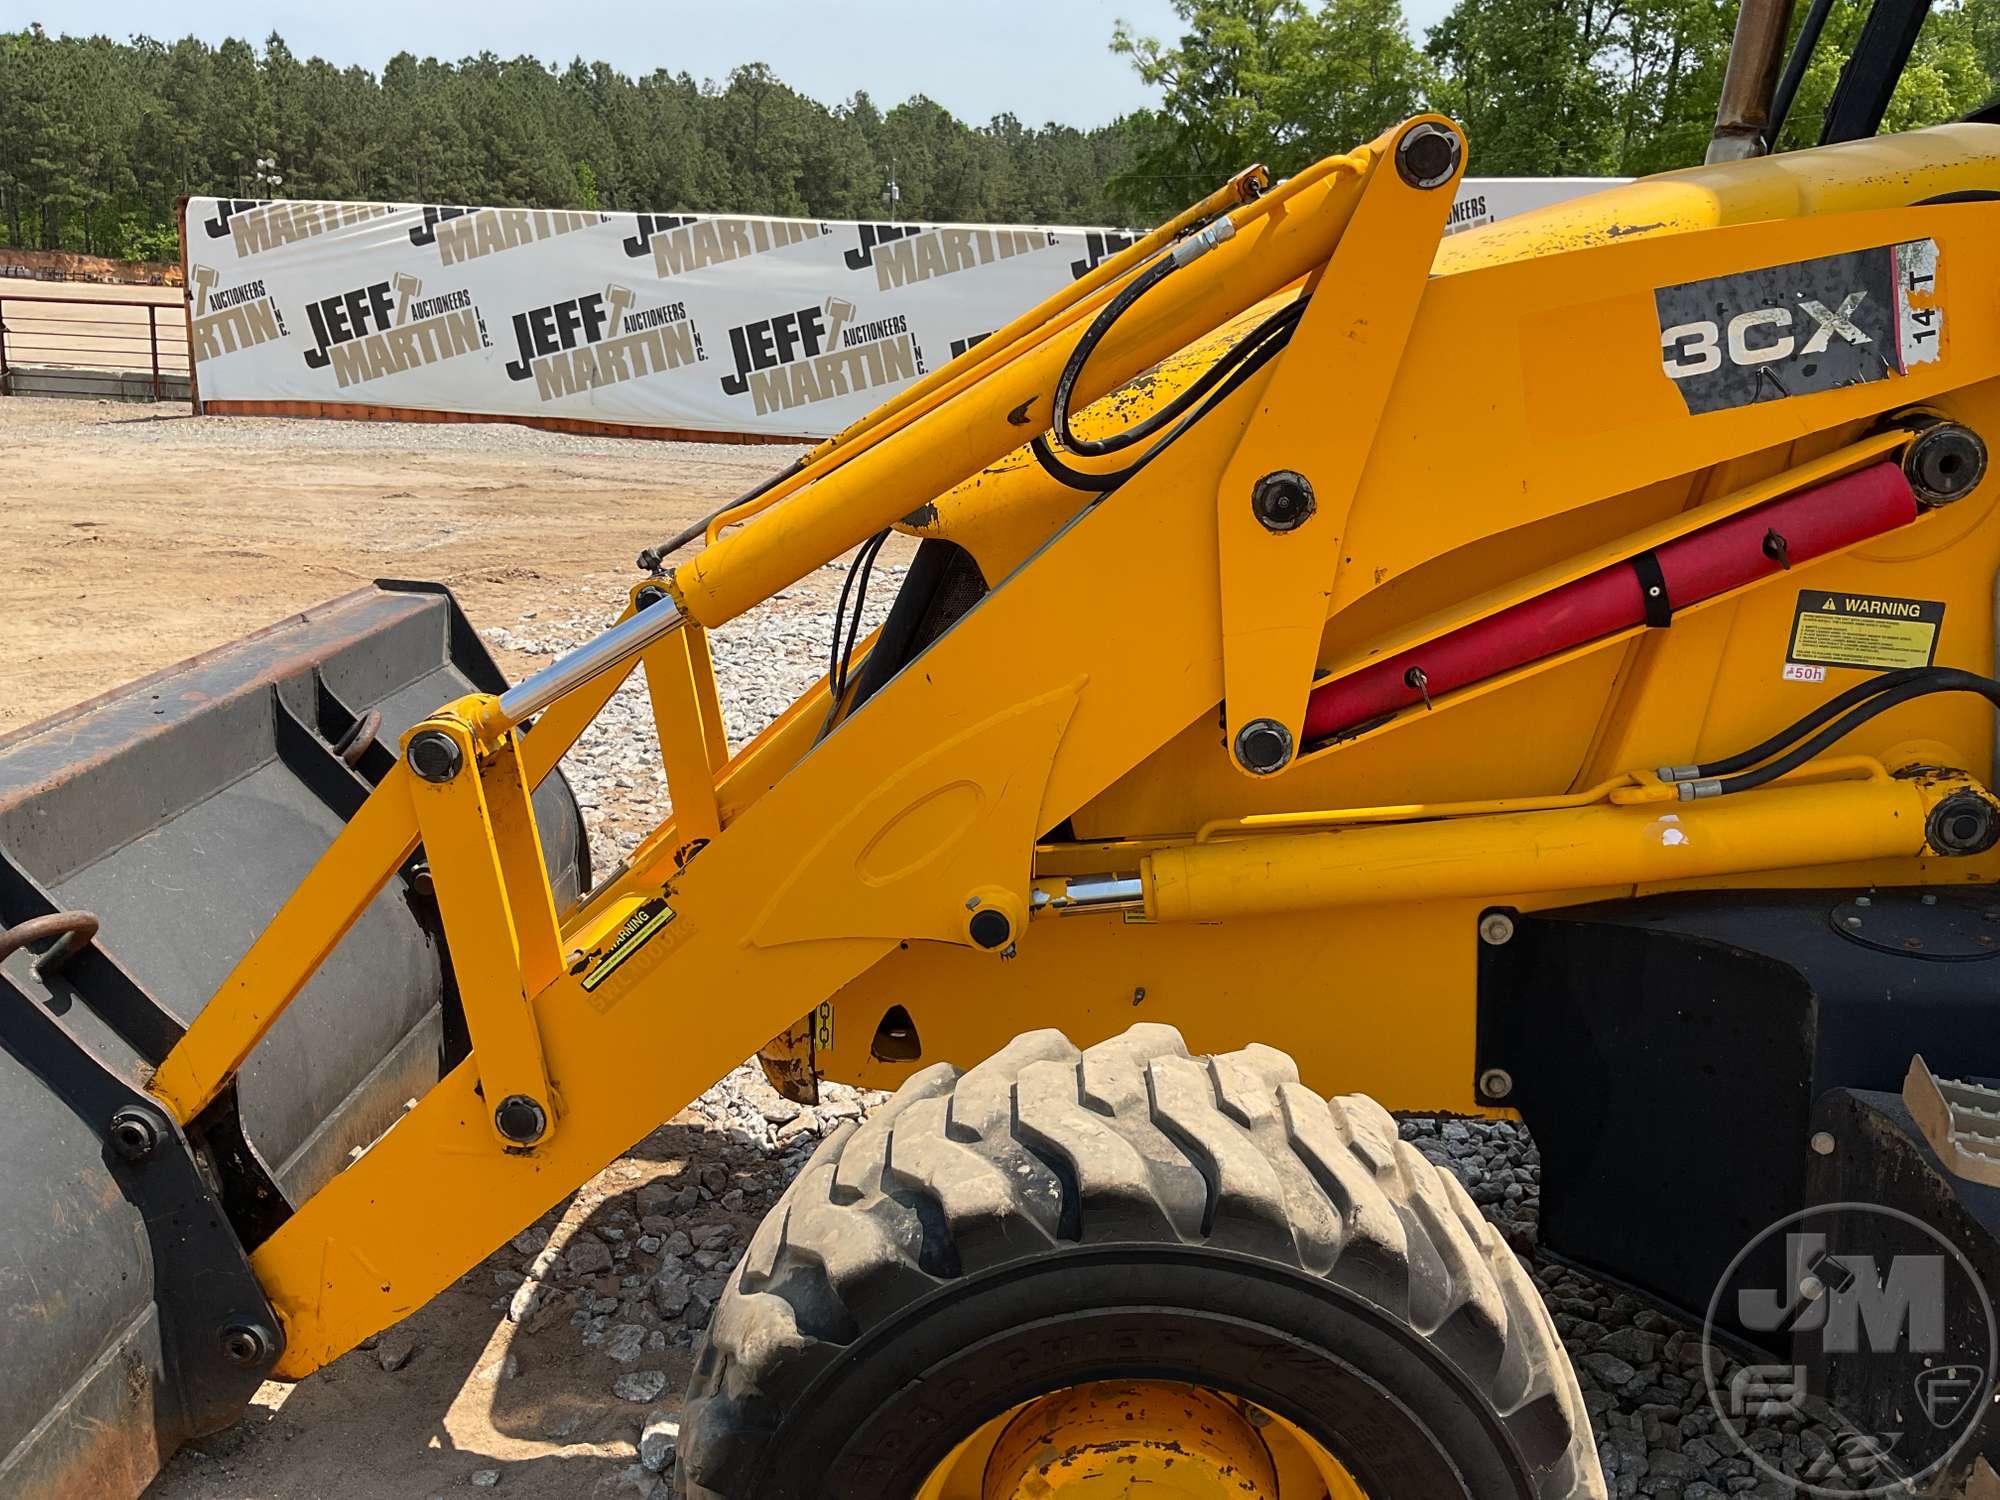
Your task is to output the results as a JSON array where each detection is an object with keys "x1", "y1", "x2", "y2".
[{"x1": 0, "y1": 293, "x2": 189, "y2": 401}]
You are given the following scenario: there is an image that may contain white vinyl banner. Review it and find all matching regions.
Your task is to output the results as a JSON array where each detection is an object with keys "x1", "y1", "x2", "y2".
[
  {"x1": 183, "y1": 179, "x2": 1612, "y2": 440},
  {"x1": 1443, "y1": 177, "x2": 1629, "y2": 236}
]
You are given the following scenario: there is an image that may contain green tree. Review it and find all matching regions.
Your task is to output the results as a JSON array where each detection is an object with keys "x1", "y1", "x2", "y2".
[
  {"x1": 18, "y1": 5, "x2": 1992, "y2": 265},
  {"x1": 1110, "y1": 0, "x2": 1428, "y2": 216},
  {"x1": 1424, "y1": 0, "x2": 1997, "y2": 178},
  {"x1": 1774, "y1": 0, "x2": 1997, "y2": 149},
  {"x1": 1424, "y1": 0, "x2": 1622, "y2": 174},
  {"x1": 0, "y1": 23, "x2": 1152, "y2": 256},
  {"x1": 1604, "y1": 0, "x2": 1738, "y2": 174}
]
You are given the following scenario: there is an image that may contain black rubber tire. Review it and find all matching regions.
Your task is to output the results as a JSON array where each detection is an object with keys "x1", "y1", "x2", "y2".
[{"x1": 676, "y1": 1024, "x2": 1605, "y2": 1499}]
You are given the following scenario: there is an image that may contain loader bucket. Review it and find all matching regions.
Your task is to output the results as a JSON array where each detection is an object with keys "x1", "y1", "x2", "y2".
[{"x1": 0, "y1": 581, "x2": 588, "y2": 1496}]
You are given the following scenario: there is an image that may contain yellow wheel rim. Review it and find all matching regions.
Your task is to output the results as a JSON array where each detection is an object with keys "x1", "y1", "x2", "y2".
[{"x1": 913, "y1": 1379, "x2": 1369, "y2": 1499}]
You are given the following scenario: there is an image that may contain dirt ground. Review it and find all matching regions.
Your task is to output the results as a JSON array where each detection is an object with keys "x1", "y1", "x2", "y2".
[
  {"x1": 0, "y1": 395, "x2": 818, "y2": 1499},
  {"x1": 137, "y1": 1109, "x2": 783, "y2": 1500},
  {"x1": 0, "y1": 395, "x2": 797, "y2": 736},
  {"x1": 145, "y1": 1134, "x2": 719, "y2": 1500}
]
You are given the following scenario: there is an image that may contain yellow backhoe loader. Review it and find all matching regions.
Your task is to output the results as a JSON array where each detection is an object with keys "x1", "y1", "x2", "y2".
[{"x1": 8, "y1": 0, "x2": 2000, "y2": 1494}]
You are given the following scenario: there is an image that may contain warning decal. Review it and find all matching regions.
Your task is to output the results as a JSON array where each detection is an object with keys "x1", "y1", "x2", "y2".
[
  {"x1": 581, "y1": 896, "x2": 678, "y2": 993},
  {"x1": 1788, "y1": 590, "x2": 1944, "y2": 671}
]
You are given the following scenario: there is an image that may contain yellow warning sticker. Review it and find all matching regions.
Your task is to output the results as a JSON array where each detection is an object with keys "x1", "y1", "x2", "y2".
[
  {"x1": 578, "y1": 895, "x2": 680, "y2": 1012},
  {"x1": 1788, "y1": 590, "x2": 1944, "y2": 671}
]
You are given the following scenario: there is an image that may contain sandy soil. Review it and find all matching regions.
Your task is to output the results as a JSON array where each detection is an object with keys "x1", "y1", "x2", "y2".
[
  {"x1": 138, "y1": 1111, "x2": 778, "y2": 1500},
  {"x1": 149, "y1": 1133, "x2": 714, "y2": 1500},
  {"x1": 0, "y1": 396, "x2": 797, "y2": 736}
]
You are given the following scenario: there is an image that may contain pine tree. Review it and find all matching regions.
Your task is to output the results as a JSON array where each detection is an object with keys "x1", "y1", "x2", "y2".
[{"x1": 2, "y1": 10, "x2": 1994, "y2": 259}]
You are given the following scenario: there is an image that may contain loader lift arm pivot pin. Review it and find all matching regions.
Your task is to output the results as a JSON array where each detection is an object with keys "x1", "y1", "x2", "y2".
[
  {"x1": 406, "y1": 729, "x2": 463, "y2": 783},
  {"x1": 1396, "y1": 120, "x2": 1464, "y2": 187},
  {"x1": 1906, "y1": 420, "x2": 1989, "y2": 504}
]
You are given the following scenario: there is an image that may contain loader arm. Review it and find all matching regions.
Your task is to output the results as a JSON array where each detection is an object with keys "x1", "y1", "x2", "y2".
[{"x1": 99, "y1": 108, "x2": 2000, "y2": 1391}]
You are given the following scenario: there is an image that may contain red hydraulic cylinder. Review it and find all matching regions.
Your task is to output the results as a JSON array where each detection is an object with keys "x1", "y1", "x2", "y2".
[{"x1": 1301, "y1": 461, "x2": 1919, "y2": 742}]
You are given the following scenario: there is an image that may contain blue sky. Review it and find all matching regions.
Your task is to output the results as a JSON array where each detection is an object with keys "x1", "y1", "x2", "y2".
[{"x1": 5, "y1": 0, "x2": 1457, "y2": 129}]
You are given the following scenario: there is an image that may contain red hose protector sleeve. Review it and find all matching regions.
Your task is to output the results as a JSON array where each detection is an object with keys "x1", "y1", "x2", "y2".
[{"x1": 1301, "y1": 461, "x2": 1917, "y2": 741}]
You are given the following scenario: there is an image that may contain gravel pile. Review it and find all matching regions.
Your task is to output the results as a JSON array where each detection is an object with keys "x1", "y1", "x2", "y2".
[
  {"x1": 1405, "y1": 1118, "x2": 1870, "y2": 1498},
  {"x1": 456, "y1": 571, "x2": 1868, "y2": 1498},
  {"x1": 460, "y1": 1062, "x2": 882, "y2": 1497}
]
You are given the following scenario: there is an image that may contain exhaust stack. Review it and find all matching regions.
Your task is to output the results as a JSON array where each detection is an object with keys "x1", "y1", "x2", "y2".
[{"x1": 1708, "y1": 0, "x2": 1798, "y2": 161}]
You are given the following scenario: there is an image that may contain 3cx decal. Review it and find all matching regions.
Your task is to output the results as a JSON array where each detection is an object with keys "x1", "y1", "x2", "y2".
[{"x1": 1656, "y1": 239, "x2": 1941, "y2": 414}]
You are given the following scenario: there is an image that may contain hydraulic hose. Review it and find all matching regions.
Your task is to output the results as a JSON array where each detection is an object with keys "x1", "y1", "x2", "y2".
[
  {"x1": 1042, "y1": 219, "x2": 1238, "y2": 460},
  {"x1": 1664, "y1": 664, "x2": 1938, "y2": 780},
  {"x1": 822, "y1": 528, "x2": 890, "y2": 733},
  {"x1": 1032, "y1": 295, "x2": 1307, "y2": 493},
  {"x1": 1679, "y1": 668, "x2": 2000, "y2": 798}
]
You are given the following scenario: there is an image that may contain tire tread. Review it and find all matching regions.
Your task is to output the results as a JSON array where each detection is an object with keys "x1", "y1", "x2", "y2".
[{"x1": 678, "y1": 1026, "x2": 1604, "y2": 1499}]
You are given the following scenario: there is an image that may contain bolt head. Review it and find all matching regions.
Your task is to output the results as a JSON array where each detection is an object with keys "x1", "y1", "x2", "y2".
[
  {"x1": 968, "y1": 908, "x2": 1013, "y2": 950},
  {"x1": 107, "y1": 1106, "x2": 161, "y2": 1162},
  {"x1": 407, "y1": 729, "x2": 464, "y2": 784},
  {"x1": 1233, "y1": 718, "x2": 1293, "y2": 775},
  {"x1": 1395, "y1": 121, "x2": 1462, "y2": 190},
  {"x1": 219, "y1": 1323, "x2": 273, "y2": 1367},
  {"x1": 1478, "y1": 1067, "x2": 1514, "y2": 1100},
  {"x1": 1811, "y1": 1130, "x2": 1837, "y2": 1155},
  {"x1": 1478, "y1": 911, "x2": 1516, "y2": 946},
  {"x1": 494, "y1": 1094, "x2": 548, "y2": 1145},
  {"x1": 1250, "y1": 470, "x2": 1316, "y2": 533}
]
